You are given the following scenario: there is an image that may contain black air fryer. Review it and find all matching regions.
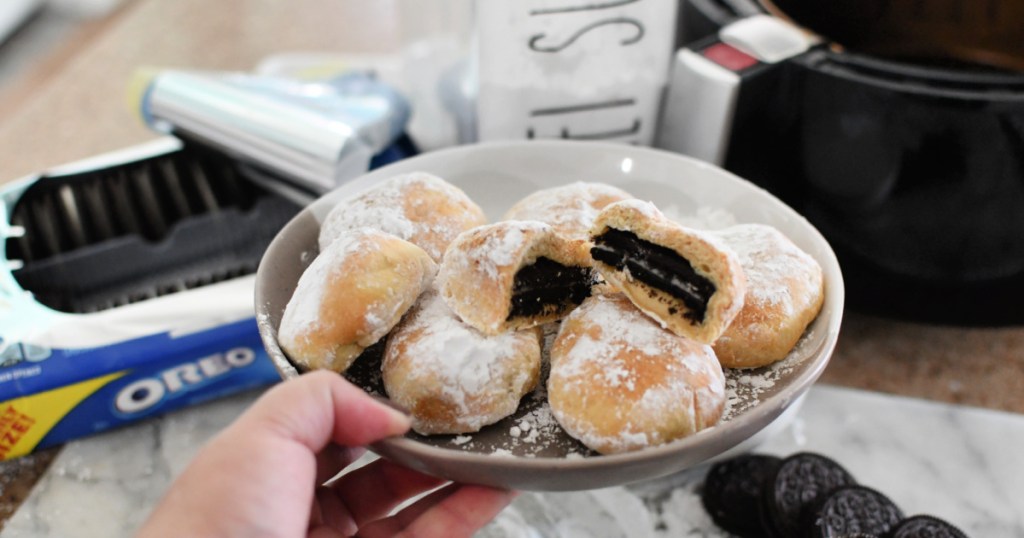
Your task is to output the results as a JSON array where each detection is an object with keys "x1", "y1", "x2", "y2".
[{"x1": 673, "y1": 0, "x2": 1024, "y2": 325}]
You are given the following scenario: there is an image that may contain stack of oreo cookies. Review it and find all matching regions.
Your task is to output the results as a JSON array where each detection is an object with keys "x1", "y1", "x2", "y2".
[{"x1": 700, "y1": 452, "x2": 970, "y2": 537}]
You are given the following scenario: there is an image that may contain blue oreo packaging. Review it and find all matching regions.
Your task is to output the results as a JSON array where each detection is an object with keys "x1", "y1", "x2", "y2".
[{"x1": 0, "y1": 138, "x2": 290, "y2": 459}]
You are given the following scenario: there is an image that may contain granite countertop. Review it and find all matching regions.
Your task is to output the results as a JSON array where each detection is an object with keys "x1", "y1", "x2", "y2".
[
  {"x1": 1, "y1": 0, "x2": 1023, "y2": 534},
  {"x1": 3, "y1": 384, "x2": 1023, "y2": 536}
]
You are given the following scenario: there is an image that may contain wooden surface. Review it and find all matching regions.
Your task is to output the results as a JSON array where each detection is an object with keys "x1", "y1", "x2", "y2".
[{"x1": 1, "y1": 0, "x2": 1022, "y2": 529}]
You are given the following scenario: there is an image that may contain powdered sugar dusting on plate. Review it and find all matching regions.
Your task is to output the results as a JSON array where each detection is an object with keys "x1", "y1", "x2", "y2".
[{"x1": 722, "y1": 326, "x2": 817, "y2": 420}]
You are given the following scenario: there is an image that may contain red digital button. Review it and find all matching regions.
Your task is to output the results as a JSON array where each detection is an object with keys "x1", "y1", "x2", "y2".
[{"x1": 702, "y1": 42, "x2": 759, "y2": 72}]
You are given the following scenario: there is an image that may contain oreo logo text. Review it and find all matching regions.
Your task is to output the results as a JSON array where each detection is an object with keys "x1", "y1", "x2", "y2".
[{"x1": 115, "y1": 347, "x2": 256, "y2": 414}]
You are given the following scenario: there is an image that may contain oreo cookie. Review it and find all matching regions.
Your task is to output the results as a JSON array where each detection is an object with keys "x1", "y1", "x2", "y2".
[
  {"x1": 887, "y1": 515, "x2": 970, "y2": 538},
  {"x1": 806, "y1": 485, "x2": 903, "y2": 538},
  {"x1": 761, "y1": 452, "x2": 857, "y2": 537},
  {"x1": 700, "y1": 454, "x2": 782, "y2": 537}
]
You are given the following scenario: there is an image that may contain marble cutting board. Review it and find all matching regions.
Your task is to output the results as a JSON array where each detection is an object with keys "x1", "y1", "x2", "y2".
[{"x1": 1, "y1": 384, "x2": 1022, "y2": 537}]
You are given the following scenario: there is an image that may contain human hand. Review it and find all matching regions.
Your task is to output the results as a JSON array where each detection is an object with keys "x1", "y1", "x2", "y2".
[{"x1": 137, "y1": 370, "x2": 516, "y2": 537}]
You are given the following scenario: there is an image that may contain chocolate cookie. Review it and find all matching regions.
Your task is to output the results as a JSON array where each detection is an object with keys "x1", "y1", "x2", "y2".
[
  {"x1": 700, "y1": 454, "x2": 782, "y2": 537},
  {"x1": 761, "y1": 452, "x2": 857, "y2": 538},
  {"x1": 806, "y1": 485, "x2": 903, "y2": 538},
  {"x1": 887, "y1": 515, "x2": 970, "y2": 538}
]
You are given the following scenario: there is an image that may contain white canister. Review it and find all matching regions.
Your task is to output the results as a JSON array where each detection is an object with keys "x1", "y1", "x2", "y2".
[{"x1": 475, "y1": 0, "x2": 679, "y2": 146}]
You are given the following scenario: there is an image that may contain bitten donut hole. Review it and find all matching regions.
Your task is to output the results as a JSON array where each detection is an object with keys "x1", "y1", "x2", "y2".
[
  {"x1": 591, "y1": 228, "x2": 716, "y2": 324},
  {"x1": 508, "y1": 257, "x2": 595, "y2": 321}
]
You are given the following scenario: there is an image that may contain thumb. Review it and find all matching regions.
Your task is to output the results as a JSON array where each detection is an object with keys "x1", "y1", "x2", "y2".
[
  {"x1": 234, "y1": 370, "x2": 410, "y2": 453},
  {"x1": 137, "y1": 372, "x2": 410, "y2": 537}
]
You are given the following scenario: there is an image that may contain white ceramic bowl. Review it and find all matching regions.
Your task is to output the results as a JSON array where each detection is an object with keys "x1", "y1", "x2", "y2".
[{"x1": 255, "y1": 140, "x2": 844, "y2": 491}]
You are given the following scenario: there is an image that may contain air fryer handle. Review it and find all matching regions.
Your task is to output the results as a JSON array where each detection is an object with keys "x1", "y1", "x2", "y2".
[{"x1": 657, "y1": 15, "x2": 818, "y2": 165}]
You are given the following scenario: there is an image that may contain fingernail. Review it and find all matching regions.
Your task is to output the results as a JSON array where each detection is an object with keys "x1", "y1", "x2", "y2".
[
  {"x1": 371, "y1": 394, "x2": 410, "y2": 415},
  {"x1": 371, "y1": 395, "x2": 412, "y2": 433}
]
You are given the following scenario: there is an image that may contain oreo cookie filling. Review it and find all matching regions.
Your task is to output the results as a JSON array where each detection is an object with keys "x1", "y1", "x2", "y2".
[
  {"x1": 591, "y1": 228, "x2": 716, "y2": 323},
  {"x1": 508, "y1": 257, "x2": 594, "y2": 320}
]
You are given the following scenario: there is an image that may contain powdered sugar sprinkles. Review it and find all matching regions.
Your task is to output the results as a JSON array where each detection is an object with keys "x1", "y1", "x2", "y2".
[
  {"x1": 259, "y1": 139, "x2": 845, "y2": 493},
  {"x1": 327, "y1": 202, "x2": 823, "y2": 459}
]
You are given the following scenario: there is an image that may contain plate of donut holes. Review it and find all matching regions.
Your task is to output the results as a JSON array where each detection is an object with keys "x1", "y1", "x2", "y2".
[{"x1": 255, "y1": 140, "x2": 844, "y2": 491}]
